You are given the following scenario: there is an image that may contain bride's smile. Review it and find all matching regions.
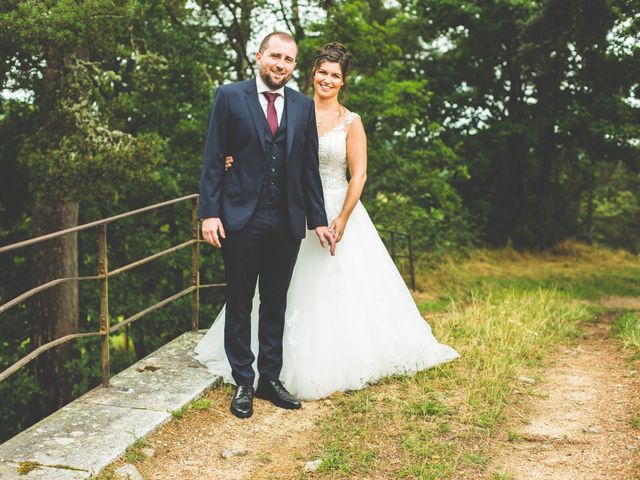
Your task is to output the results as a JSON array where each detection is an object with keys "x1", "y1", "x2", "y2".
[{"x1": 313, "y1": 62, "x2": 343, "y2": 99}]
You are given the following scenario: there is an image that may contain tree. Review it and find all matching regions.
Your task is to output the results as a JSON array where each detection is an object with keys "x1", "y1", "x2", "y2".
[
  {"x1": 300, "y1": 0, "x2": 473, "y2": 254},
  {"x1": 414, "y1": 0, "x2": 639, "y2": 247},
  {"x1": 0, "y1": 0, "x2": 163, "y2": 408}
]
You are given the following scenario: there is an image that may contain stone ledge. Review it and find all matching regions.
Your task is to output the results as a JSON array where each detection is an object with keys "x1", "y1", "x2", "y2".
[{"x1": 0, "y1": 330, "x2": 220, "y2": 479}]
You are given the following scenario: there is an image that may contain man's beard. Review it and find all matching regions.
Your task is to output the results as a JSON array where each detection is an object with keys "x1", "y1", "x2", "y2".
[{"x1": 259, "y1": 66, "x2": 291, "y2": 90}]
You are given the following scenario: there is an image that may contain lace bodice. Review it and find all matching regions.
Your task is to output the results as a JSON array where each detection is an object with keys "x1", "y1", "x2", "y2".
[{"x1": 318, "y1": 111, "x2": 360, "y2": 220}]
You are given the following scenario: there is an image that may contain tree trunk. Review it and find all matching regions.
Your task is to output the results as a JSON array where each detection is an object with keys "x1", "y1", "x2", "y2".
[
  {"x1": 488, "y1": 49, "x2": 528, "y2": 245},
  {"x1": 31, "y1": 199, "x2": 79, "y2": 409},
  {"x1": 583, "y1": 171, "x2": 595, "y2": 241}
]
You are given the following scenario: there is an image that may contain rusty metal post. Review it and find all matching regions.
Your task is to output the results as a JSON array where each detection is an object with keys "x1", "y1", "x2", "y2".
[
  {"x1": 407, "y1": 234, "x2": 416, "y2": 290},
  {"x1": 191, "y1": 198, "x2": 200, "y2": 331},
  {"x1": 99, "y1": 223, "x2": 110, "y2": 387}
]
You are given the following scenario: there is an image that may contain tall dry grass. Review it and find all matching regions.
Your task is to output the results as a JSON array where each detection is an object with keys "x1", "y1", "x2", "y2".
[
  {"x1": 313, "y1": 290, "x2": 591, "y2": 479},
  {"x1": 415, "y1": 241, "x2": 640, "y2": 305},
  {"x1": 613, "y1": 312, "x2": 640, "y2": 357},
  {"x1": 312, "y1": 243, "x2": 639, "y2": 479}
]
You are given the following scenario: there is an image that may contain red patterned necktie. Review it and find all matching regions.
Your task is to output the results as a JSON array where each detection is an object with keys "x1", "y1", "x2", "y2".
[{"x1": 262, "y1": 92, "x2": 279, "y2": 136}]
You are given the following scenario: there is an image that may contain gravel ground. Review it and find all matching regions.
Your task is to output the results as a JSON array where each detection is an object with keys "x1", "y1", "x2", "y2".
[
  {"x1": 115, "y1": 387, "x2": 332, "y2": 480},
  {"x1": 488, "y1": 313, "x2": 640, "y2": 479}
]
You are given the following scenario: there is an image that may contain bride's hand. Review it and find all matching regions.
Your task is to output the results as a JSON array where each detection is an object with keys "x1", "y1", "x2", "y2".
[{"x1": 328, "y1": 215, "x2": 347, "y2": 242}]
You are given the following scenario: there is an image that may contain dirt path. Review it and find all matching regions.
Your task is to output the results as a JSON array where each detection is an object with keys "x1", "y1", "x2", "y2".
[
  {"x1": 488, "y1": 314, "x2": 640, "y2": 480},
  {"x1": 117, "y1": 387, "x2": 332, "y2": 480}
]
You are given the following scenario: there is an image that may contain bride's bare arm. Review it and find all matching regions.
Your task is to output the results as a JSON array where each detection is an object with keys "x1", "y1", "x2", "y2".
[{"x1": 329, "y1": 116, "x2": 367, "y2": 241}]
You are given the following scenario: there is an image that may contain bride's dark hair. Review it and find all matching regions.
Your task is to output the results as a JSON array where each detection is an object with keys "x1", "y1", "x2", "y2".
[{"x1": 312, "y1": 42, "x2": 353, "y2": 90}]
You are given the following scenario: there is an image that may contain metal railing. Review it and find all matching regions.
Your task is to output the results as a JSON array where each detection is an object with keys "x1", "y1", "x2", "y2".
[
  {"x1": 0, "y1": 196, "x2": 416, "y2": 387},
  {"x1": 378, "y1": 228, "x2": 416, "y2": 290},
  {"x1": 0, "y1": 194, "x2": 224, "y2": 387}
]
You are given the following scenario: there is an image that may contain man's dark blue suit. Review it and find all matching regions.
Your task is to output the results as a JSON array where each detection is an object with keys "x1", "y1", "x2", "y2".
[{"x1": 198, "y1": 78, "x2": 328, "y2": 387}]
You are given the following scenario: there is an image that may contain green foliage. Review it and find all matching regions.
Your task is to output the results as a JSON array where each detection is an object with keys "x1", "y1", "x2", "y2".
[
  {"x1": 0, "y1": 369, "x2": 47, "y2": 442},
  {"x1": 587, "y1": 166, "x2": 640, "y2": 252},
  {"x1": 301, "y1": 0, "x2": 475, "y2": 254},
  {"x1": 415, "y1": 0, "x2": 640, "y2": 248},
  {"x1": 0, "y1": 0, "x2": 226, "y2": 443}
]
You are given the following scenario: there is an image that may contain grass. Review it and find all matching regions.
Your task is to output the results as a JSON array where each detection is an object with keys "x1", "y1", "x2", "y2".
[
  {"x1": 16, "y1": 461, "x2": 86, "y2": 475},
  {"x1": 123, "y1": 433, "x2": 149, "y2": 463},
  {"x1": 415, "y1": 241, "x2": 640, "y2": 311},
  {"x1": 460, "y1": 451, "x2": 489, "y2": 467},
  {"x1": 93, "y1": 434, "x2": 149, "y2": 478},
  {"x1": 613, "y1": 312, "x2": 640, "y2": 356},
  {"x1": 491, "y1": 473, "x2": 516, "y2": 480},
  {"x1": 310, "y1": 242, "x2": 640, "y2": 479},
  {"x1": 169, "y1": 405, "x2": 188, "y2": 420},
  {"x1": 191, "y1": 398, "x2": 213, "y2": 410},
  {"x1": 257, "y1": 452, "x2": 272, "y2": 464},
  {"x1": 313, "y1": 289, "x2": 592, "y2": 478},
  {"x1": 507, "y1": 429, "x2": 521, "y2": 442},
  {"x1": 169, "y1": 395, "x2": 215, "y2": 421}
]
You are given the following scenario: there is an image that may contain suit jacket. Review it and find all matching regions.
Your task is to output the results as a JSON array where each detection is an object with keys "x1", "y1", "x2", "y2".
[{"x1": 198, "y1": 78, "x2": 328, "y2": 239}]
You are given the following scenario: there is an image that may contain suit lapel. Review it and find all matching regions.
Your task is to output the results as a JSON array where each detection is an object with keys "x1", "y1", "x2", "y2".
[
  {"x1": 284, "y1": 87, "x2": 298, "y2": 157},
  {"x1": 244, "y1": 80, "x2": 267, "y2": 155}
]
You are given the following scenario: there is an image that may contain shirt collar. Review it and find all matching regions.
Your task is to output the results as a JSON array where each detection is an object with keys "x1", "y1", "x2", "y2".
[{"x1": 256, "y1": 75, "x2": 285, "y2": 98}]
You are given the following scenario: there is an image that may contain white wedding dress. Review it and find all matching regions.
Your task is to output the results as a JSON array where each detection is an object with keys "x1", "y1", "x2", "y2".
[{"x1": 194, "y1": 111, "x2": 458, "y2": 400}]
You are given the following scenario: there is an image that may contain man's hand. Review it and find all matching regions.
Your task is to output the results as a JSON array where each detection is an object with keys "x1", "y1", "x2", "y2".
[
  {"x1": 315, "y1": 226, "x2": 337, "y2": 256},
  {"x1": 202, "y1": 217, "x2": 226, "y2": 248}
]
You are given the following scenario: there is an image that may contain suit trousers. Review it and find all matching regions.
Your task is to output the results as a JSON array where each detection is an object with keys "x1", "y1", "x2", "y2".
[{"x1": 221, "y1": 205, "x2": 301, "y2": 386}]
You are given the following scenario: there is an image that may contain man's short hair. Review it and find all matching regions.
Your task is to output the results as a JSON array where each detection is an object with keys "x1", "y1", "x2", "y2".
[{"x1": 258, "y1": 32, "x2": 296, "y2": 53}]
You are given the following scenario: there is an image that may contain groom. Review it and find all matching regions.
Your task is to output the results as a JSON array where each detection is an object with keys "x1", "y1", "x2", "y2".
[{"x1": 199, "y1": 32, "x2": 335, "y2": 418}]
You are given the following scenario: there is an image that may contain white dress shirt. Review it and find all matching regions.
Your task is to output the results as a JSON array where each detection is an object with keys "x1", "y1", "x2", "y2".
[{"x1": 256, "y1": 76, "x2": 285, "y2": 127}]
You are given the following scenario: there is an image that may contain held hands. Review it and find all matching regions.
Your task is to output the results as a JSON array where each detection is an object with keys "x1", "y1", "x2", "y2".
[
  {"x1": 328, "y1": 215, "x2": 347, "y2": 243},
  {"x1": 315, "y1": 226, "x2": 337, "y2": 256},
  {"x1": 202, "y1": 217, "x2": 226, "y2": 248},
  {"x1": 225, "y1": 154, "x2": 337, "y2": 255}
]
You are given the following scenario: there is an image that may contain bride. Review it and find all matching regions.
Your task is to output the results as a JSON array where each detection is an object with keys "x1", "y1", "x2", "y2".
[{"x1": 195, "y1": 42, "x2": 458, "y2": 400}]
